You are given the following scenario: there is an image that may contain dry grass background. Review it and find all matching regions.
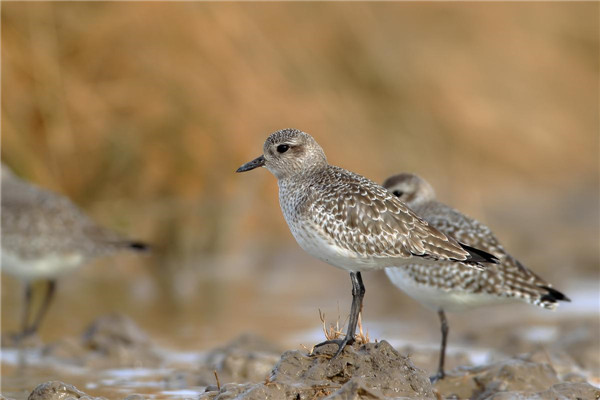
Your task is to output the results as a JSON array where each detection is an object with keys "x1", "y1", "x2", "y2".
[{"x1": 1, "y1": 2, "x2": 598, "y2": 348}]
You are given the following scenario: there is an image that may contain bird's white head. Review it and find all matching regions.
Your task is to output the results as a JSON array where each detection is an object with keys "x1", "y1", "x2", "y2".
[
  {"x1": 236, "y1": 128, "x2": 328, "y2": 180},
  {"x1": 382, "y1": 173, "x2": 436, "y2": 207}
]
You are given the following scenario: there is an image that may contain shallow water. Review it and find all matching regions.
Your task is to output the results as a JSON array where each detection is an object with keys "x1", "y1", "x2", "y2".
[{"x1": 1, "y1": 347, "x2": 206, "y2": 399}]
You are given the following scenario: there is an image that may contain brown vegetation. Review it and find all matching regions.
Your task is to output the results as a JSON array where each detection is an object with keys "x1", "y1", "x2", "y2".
[{"x1": 1, "y1": 2, "x2": 598, "y2": 346}]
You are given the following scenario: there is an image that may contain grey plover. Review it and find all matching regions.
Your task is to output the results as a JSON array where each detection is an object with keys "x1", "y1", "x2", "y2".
[
  {"x1": 1, "y1": 164, "x2": 148, "y2": 340},
  {"x1": 236, "y1": 129, "x2": 498, "y2": 357},
  {"x1": 382, "y1": 173, "x2": 569, "y2": 381}
]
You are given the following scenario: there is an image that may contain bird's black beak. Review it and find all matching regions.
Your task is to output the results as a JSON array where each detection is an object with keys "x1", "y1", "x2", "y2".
[{"x1": 236, "y1": 155, "x2": 266, "y2": 173}]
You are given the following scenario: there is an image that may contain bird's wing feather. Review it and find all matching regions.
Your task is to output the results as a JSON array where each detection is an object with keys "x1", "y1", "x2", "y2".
[
  {"x1": 305, "y1": 167, "x2": 472, "y2": 262},
  {"x1": 414, "y1": 201, "x2": 567, "y2": 304}
]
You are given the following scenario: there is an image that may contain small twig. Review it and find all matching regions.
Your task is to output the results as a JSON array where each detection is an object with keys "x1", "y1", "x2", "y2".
[
  {"x1": 310, "y1": 389, "x2": 332, "y2": 400},
  {"x1": 264, "y1": 374, "x2": 274, "y2": 386},
  {"x1": 213, "y1": 370, "x2": 221, "y2": 391},
  {"x1": 319, "y1": 308, "x2": 344, "y2": 341},
  {"x1": 301, "y1": 343, "x2": 317, "y2": 355},
  {"x1": 541, "y1": 346, "x2": 555, "y2": 369},
  {"x1": 295, "y1": 383, "x2": 341, "y2": 399},
  {"x1": 356, "y1": 311, "x2": 370, "y2": 344}
]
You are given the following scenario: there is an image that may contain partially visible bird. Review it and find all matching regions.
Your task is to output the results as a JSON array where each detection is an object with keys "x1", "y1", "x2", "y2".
[
  {"x1": 1, "y1": 164, "x2": 149, "y2": 341},
  {"x1": 382, "y1": 173, "x2": 569, "y2": 381},
  {"x1": 236, "y1": 129, "x2": 498, "y2": 357}
]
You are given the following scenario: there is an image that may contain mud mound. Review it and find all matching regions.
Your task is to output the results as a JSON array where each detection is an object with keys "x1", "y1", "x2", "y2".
[
  {"x1": 201, "y1": 340, "x2": 433, "y2": 399},
  {"x1": 198, "y1": 333, "x2": 283, "y2": 386},
  {"x1": 43, "y1": 313, "x2": 162, "y2": 368},
  {"x1": 28, "y1": 381, "x2": 105, "y2": 400},
  {"x1": 435, "y1": 352, "x2": 600, "y2": 400}
]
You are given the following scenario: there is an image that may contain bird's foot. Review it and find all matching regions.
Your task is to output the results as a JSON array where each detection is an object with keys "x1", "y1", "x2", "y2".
[
  {"x1": 312, "y1": 336, "x2": 355, "y2": 359},
  {"x1": 2, "y1": 328, "x2": 40, "y2": 348},
  {"x1": 429, "y1": 370, "x2": 445, "y2": 384}
]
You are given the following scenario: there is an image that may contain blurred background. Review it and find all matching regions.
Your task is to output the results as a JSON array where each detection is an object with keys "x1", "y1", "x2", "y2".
[{"x1": 1, "y1": 2, "x2": 598, "y2": 353}]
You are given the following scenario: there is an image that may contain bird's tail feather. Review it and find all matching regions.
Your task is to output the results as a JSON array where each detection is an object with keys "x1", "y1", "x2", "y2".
[
  {"x1": 539, "y1": 285, "x2": 571, "y2": 304},
  {"x1": 459, "y1": 242, "x2": 500, "y2": 265}
]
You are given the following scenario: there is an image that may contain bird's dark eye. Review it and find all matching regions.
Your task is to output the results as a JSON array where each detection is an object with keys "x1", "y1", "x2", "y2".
[
  {"x1": 392, "y1": 190, "x2": 404, "y2": 197},
  {"x1": 276, "y1": 144, "x2": 290, "y2": 153}
]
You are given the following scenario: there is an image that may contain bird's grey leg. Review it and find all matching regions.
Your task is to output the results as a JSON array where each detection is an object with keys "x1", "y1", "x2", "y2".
[
  {"x1": 345, "y1": 271, "x2": 365, "y2": 342},
  {"x1": 430, "y1": 309, "x2": 448, "y2": 383},
  {"x1": 314, "y1": 272, "x2": 365, "y2": 358},
  {"x1": 22, "y1": 280, "x2": 56, "y2": 338},
  {"x1": 20, "y1": 282, "x2": 33, "y2": 338}
]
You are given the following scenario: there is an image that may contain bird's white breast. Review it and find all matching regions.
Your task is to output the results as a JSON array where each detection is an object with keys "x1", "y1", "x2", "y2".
[
  {"x1": 1, "y1": 250, "x2": 85, "y2": 281},
  {"x1": 385, "y1": 267, "x2": 516, "y2": 312}
]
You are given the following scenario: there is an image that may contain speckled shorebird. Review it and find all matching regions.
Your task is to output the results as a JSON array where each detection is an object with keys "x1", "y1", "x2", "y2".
[
  {"x1": 1, "y1": 165, "x2": 148, "y2": 340},
  {"x1": 236, "y1": 129, "x2": 498, "y2": 357},
  {"x1": 383, "y1": 173, "x2": 570, "y2": 381}
]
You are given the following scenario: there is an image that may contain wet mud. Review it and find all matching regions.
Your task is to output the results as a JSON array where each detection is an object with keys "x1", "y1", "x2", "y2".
[
  {"x1": 200, "y1": 340, "x2": 433, "y2": 399},
  {"x1": 43, "y1": 313, "x2": 163, "y2": 369},
  {"x1": 434, "y1": 353, "x2": 599, "y2": 400},
  {"x1": 3, "y1": 314, "x2": 599, "y2": 399}
]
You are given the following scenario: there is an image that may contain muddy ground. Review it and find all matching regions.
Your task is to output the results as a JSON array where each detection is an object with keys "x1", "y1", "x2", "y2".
[{"x1": 1, "y1": 312, "x2": 598, "y2": 400}]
